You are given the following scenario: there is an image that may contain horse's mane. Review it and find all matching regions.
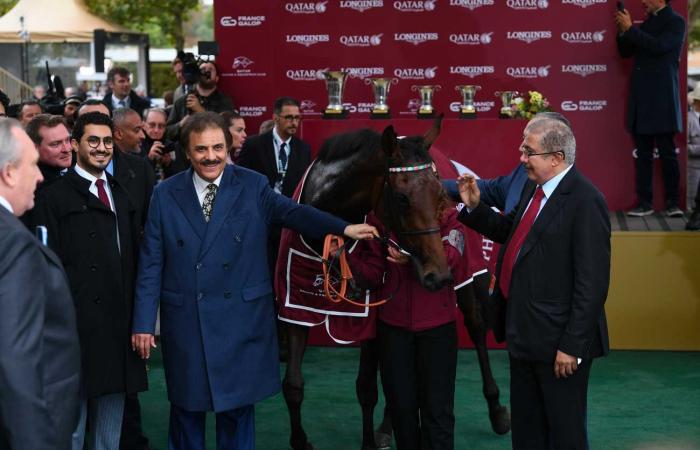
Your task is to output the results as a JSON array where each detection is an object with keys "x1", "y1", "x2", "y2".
[
  {"x1": 315, "y1": 128, "x2": 433, "y2": 166},
  {"x1": 315, "y1": 128, "x2": 382, "y2": 163}
]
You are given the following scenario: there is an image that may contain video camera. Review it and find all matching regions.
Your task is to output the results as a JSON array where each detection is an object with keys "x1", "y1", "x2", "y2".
[
  {"x1": 178, "y1": 42, "x2": 220, "y2": 95},
  {"x1": 39, "y1": 61, "x2": 66, "y2": 115}
]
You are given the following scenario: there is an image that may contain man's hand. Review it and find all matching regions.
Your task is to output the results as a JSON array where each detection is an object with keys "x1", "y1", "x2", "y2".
[
  {"x1": 387, "y1": 246, "x2": 410, "y2": 265},
  {"x1": 615, "y1": 10, "x2": 632, "y2": 33},
  {"x1": 131, "y1": 333, "x2": 157, "y2": 360},
  {"x1": 185, "y1": 94, "x2": 205, "y2": 113},
  {"x1": 456, "y1": 174, "x2": 480, "y2": 209},
  {"x1": 148, "y1": 141, "x2": 165, "y2": 161},
  {"x1": 344, "y1": 224, "x2": 378, "y2": 240},
  {"x1": 554, "y1": 350, "x2": 578, "y2": 379}
]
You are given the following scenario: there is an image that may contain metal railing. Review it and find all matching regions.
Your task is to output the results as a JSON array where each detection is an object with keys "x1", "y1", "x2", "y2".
[{"x1": 0, "y1": 67, "x2": 32, "y2": 103}]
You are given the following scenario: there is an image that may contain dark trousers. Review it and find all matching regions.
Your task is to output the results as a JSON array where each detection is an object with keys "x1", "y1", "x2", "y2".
[
  {"x1": 633, "y1": 133, "x2": 680, "y2": 208},
  {"x1": 378, "y1": 321, "x2": 457, "y2": 450},
  {"x1": 119, "y1": 392, "x2": 150, "y2": 450},
  {"x1": 167, "y1": 403, "x2": 254, "y2": 450},
  {"x1": 509, "y1": 355, "x2": 592, "y2": 450}
]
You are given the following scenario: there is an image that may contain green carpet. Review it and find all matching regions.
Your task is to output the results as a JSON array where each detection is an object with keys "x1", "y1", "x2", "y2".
[{"x1": 139, "y1": 347, "x2": 700, "y2": 449}]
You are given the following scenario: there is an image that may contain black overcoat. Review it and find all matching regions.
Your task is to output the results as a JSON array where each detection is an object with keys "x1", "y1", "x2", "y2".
[{"x1": 32, "y1": 169, "x2": 147, "y2": 398}]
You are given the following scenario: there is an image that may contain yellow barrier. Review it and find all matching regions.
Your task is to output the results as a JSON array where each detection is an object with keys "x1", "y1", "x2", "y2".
[{"x1": 608, "y1": 232, "x2": 700, "y2": 350}]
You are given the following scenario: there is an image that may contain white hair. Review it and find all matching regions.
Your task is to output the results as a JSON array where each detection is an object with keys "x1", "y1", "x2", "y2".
[{"x1": 0, "y1": 118, "x2": 22, "y2": 170}]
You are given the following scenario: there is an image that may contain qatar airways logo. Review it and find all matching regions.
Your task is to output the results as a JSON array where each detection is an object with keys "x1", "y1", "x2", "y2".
[
  {"x1": 561, "y1": 64, "x2": 607, "y2": 77},
  {"x1": 449, "y1": 65, "x2": 495, "y2": 78},
  {"x1": 286, "y1": 68, "x2": 328, "y2": 81},
  {"x1": 562, "y1": 0, "x2": 606, "y2": 7},
  {"x1": 449, "y1": 33, "x2": 493, "y2": 45},
  {"x1": 394, "y1": 66, "x2": 437, "y2": 80},
  {"x1": 340, "y1": 67, "x2": 385, "y2": 79},
  {"x1": 561, "y1": 30, "x2": 606, "y2": 44},
  {"x1": 506, "y1": 65, "x2": 550, "y2": 79},
  {"x1": 507, "y1": 31, "x2": 552, "y2": 44},
  {"x1": 449, "y1": 0, "x2": 494, "y2": 9},
  {"x1": 285, "y1": 1, "x2": 328, "y2": 14},
  {"x1": 340, "y1": 0, "x2": 384, "y2": 11},
  {"x1": 394, "y1": 32, "x2": 439, "y2": 45},
  {"x1": 220, "y1": 16, "x2": 266, "y2": 27},
  {"x1": 286, "y1": 34, "x2": 330, "y2": 47},
  {"x1": 507, "y1": 0, "x2": 548, "y2": 9},
  {"x1": 340, "y1": 34, "x2": 383, "y2": 47},
  {"x1": 393, "y1": 0, "x2": 437, "y2": 12}
]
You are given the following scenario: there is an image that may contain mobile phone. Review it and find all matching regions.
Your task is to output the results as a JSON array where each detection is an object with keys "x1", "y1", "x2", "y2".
[
  {"x1": 616, "y1": 0, "x2": 625, "y2": 11},
  {"x1": 35, "y1": 225, "x2": 48, "y2": 246}
]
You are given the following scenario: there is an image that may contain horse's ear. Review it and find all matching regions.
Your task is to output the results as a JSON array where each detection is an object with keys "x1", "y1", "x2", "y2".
[
  {"x1": 423, "y1": 113, "x2": 444, "y2": 148},
  {"x1": 381, "y1": 125, "x2": 399, "y2": 158}
]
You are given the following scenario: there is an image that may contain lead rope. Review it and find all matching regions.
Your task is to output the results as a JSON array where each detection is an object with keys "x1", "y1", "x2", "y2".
[{"x1": 321, "y1": 234, "x2": 389, "y2": 308}]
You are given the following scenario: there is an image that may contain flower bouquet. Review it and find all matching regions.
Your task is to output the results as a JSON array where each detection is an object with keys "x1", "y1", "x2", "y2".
[{"x1": 511, "y1": 91, "x2": 552, "y2": 119}]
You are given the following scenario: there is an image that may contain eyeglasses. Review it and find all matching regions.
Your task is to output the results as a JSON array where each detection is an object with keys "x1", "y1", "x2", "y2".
[
  {"x1": 280, "y1": 115, "x2": 301, "y2": 122},
  {"x1": 519, "y1": 145, "x2": 564, "y2": 159},
  {"x1": 85, "y1": 136, "x2": 114, "y2": 149}
]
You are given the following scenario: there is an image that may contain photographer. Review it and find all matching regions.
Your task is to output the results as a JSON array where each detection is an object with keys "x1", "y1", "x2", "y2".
[
  {"x1": 165, "y1": 60, "x2": 235, "y2": 142},
  {"x1": 141, "y1": 107, "x2": 187, "y2": 180}
]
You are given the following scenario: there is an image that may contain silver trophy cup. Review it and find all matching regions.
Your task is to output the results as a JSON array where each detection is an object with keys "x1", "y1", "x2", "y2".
[
  {"x1": 365, "y1": 77, "x2": 398, "y2": 115},
  {"x1": 456, "y1": 85, "x2": 481, "y2": 118},
  {"x1": 411, "y1": 85, "x2": 441, "y2": 116},
  {"x1": 495, "y1": 90, "x2": 519, "y2": 118},
  {"x1": 323, "y1": 71, "x2": 349, "y2": 117}
]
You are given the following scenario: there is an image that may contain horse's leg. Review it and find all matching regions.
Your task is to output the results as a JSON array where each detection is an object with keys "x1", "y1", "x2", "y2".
[
  {"x1": 456, "y1": 275, "x2": 511, "y2": 435},
  {"x1": 283, "y1": 323, "x2": 314, "y2": 450},
  {"x1": 357, "y1": 340, "x2": 379, "y2": 450}
]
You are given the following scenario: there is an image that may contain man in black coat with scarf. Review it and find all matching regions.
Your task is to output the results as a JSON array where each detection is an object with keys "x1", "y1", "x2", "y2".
[{"x1": 32, "y1": 112, "x2": 147, "y2": 450}]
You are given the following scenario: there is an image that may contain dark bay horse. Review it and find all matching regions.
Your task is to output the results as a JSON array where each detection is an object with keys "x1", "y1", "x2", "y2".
[{"x1": 279, "y1": 117, "x2": 509, "y2": 450}]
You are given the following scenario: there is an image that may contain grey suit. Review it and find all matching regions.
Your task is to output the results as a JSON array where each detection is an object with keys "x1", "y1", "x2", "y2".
[{"x1": 0, "y1": 206, "x2": 81, "y2": 450}]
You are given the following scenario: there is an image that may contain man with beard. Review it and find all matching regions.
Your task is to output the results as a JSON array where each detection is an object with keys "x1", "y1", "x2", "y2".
[
  {"x1": 141, "y1": 107, "x2": 187, "y2": 180},
  {"x1": 166, "y1": 61, "x2": 234, "y2": 142},
  {"x1": 32, "y1": 112, "x2": 147, "y2": 450},
  {"x1": 102, "y1": 67, "x2": 151, "y2": 118}
]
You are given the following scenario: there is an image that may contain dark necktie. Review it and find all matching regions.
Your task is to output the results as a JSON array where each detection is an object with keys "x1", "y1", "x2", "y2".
[
  {"x1": 95, "y1": 179, "x2": 111, "y2": 211},
  {"x1": 499, "y1": 186, "x2": 545, "y2": 299},
  {"x1": 279, "y1": 142, "x2": 288, "y2": 173},
  {"x1": 202, "y1": 183, "x2": 217, "y2": 222}
]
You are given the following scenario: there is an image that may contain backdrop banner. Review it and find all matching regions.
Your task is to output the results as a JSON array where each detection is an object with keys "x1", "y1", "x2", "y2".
[{"x1": 214, "y1": 0, "x2": 689, "y2": 209}]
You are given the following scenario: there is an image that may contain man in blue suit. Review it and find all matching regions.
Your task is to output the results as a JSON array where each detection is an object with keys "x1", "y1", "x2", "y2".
[
  {"x1": 616, "y1": 0, "x2": 686, "y2": 217},
  {"x1": 131, "y1": 112, "x2": 376, "y2": 450}
]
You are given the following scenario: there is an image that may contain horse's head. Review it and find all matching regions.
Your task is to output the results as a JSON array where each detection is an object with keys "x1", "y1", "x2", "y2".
[{"x1": 377, "y1": 115, "x2": 453, "y2": 292}]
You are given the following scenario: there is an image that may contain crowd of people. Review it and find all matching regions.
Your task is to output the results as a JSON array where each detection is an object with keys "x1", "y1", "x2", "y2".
[{"x1": 0, "y1": 1, "x2": 696, "y2": 449}]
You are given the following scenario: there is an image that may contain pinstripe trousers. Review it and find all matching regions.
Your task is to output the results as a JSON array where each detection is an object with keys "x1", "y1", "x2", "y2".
[{"x1": 72, "y1": 393, "x2": 126, "y2": 450}]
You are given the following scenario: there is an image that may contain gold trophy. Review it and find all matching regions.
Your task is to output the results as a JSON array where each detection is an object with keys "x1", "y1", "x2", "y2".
[
  {"x1": 456, "y1": 85, "x2": 481, "y2": 119},
  {"x1": 411, "y1": 85, "x2": 441, "y2": 119},
  {"x1": 322, "y1": 71, "x2": 349, "y2": 119},
  {"x1": 495, "y1": 91, "x2": 519, "y2": 118},
  {"x1": 365, "y1": 77, "x2": 398, "y2": 119}
]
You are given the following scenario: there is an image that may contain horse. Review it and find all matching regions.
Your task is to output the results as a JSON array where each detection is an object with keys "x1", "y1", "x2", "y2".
[{"x1": 276, "y1": 117, "x2": 509, "y2": 450}]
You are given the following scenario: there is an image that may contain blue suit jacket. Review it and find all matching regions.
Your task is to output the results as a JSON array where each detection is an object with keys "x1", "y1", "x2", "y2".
[
  {"x1": 133, "y1": 165, "x2": 348, "y2": 412},
  {"x1": 617, "y1": 5, "x2": 685, "y2": 135},
  {"x1": 443, "y1": 165, "x2": 528, "y2": 214}
]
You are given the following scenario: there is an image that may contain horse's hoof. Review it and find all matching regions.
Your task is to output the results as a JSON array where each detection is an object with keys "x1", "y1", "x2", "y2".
[
  {"x1": 374, "y1": 431, "x2": 392, "y2": 449},
  {"x1": 489, "y1": 405, "x2": 511, "y2": 435}
]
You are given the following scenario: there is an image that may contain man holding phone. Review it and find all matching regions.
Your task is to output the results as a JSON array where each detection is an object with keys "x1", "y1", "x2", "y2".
[{"x1": 615, "y1": 0, "x2": 686, "y2": 217}]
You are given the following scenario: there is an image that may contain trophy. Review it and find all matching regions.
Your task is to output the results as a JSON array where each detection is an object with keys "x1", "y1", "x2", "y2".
[
  {"x1": 455, "y1": 85, "x2": 481, "y2": 119},
  {"x1": 365, "y1": 77, "x2": 398, "y2": 119},
  {"x1": 322, "y1": 71, "x2": 349, "y2": 119},
  {"x1": 495, "y1": 90, "x2": 519, "y2": 118},
  {"x1": 411, "y1": 85, "x2": 441, "y2": 118}
]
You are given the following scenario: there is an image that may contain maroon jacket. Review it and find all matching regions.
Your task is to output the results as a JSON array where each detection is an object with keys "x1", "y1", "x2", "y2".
[{"x1": 348, "y1": 211, "x2": 464, "y2": 332}]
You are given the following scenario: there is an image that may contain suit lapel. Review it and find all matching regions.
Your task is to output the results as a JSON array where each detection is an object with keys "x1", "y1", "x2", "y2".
[
  {"x1": 263, "y1": 132, "x2": 278, "y2": 180},
  {"x1": 516, "y1": 167, "x2": 577, "y2": 264},
  {"x1": 65, "y1": 169, "x2": 112, "y2": 214},
  {"x1": 172, "y1": 168, "x2": 206, "y2": 241},
  {"x1": 199, "y1": 166, "x2": 244, "y2": 258}
]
